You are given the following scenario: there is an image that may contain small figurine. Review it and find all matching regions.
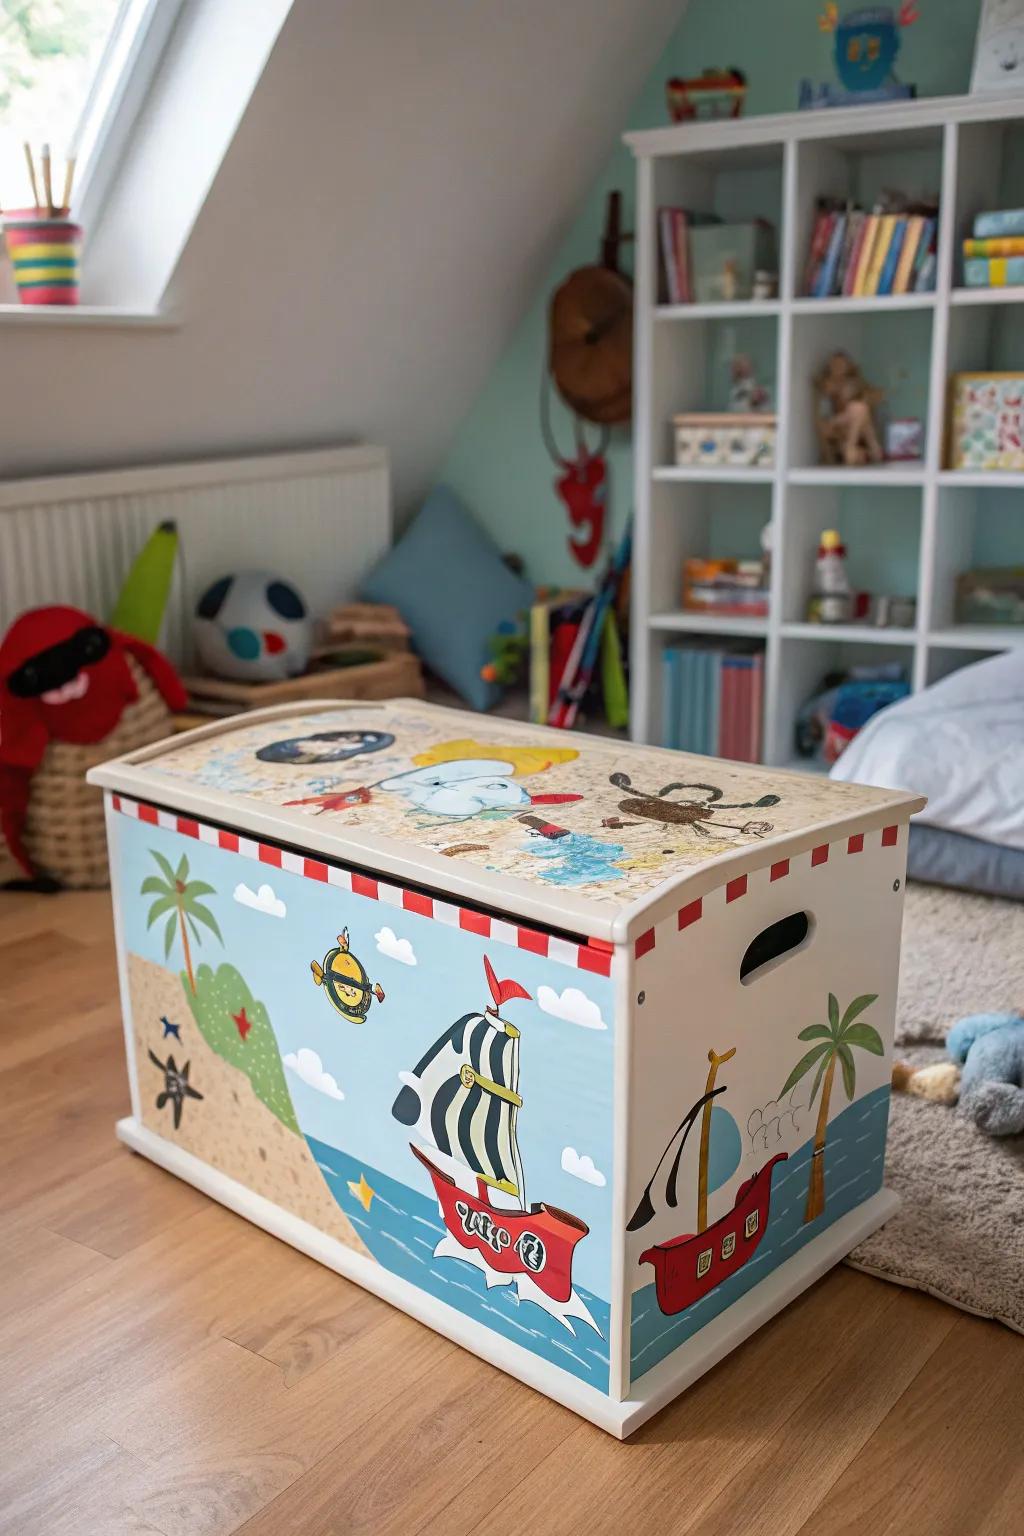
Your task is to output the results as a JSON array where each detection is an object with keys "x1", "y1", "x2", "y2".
[
  {"x1": 813, "y1": 351, "x2": 884, "y2": 466},
  {"x1": 666, "y1": 68, "x2": 746, "y2": 122},
  {"x1": 799, "y1": 3, "x2": 920, "y2": 110},
  {"x1": 729, "y1": 354, "x2": 771, "y2": 413}
]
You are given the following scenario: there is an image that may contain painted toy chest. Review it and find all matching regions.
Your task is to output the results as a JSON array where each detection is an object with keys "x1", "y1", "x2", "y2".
[{"x1": 89, "y1": 698, "x2": 924, "y2": 1438}]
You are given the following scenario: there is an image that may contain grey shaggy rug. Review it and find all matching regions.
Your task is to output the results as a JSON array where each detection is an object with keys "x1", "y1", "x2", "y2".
[{"x1": 846, "y1": 882, "x2": 1024, "y2": 1333}]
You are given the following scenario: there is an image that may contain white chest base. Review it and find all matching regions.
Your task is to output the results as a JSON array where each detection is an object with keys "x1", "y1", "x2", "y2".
[{"x1": 117, "y1": 1114, "x2": 898, "y2": 1439}]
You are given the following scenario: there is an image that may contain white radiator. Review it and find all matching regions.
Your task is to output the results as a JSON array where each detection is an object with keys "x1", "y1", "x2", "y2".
[{"x1": 0, "y1": 444, "x2": 391, "y2": 664}]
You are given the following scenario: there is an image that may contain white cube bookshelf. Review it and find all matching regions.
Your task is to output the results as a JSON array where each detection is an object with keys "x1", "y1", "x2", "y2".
[{"x1": 627, "y1": 93, "x2": 1024, "y2": 766}]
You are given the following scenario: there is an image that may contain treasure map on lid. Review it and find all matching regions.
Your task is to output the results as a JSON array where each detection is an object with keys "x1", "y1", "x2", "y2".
[{"x1": 124, "y1": 699, "x2": 917, "y2": 917}]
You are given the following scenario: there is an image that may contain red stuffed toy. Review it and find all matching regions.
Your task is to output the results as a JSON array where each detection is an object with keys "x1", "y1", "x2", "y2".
[{"x1": 0, "y1": 605, "x2": 187, "y2": 881}]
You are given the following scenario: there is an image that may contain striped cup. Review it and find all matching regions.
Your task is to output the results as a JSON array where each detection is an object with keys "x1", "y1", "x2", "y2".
[{"x1": 2, "y1": 210, "x2": 82, "y2": 305}]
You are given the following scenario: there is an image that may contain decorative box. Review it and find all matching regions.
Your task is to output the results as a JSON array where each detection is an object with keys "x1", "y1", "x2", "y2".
[
  {"x1": 89, "y1": 698, "x2": 923, "y2": 1438},
  {"x1": 674, "y1": 412, "x2": 777, "y2": 468},
  {"x1": 955, "y1": 566, "x2": 1024, "y2": 627},
  {"x1": 688, "y1": 220, "x2": 776, "y2": 302},
  {"x1": 947, "y1": 371, "x2": 1024, "y2": 471}
]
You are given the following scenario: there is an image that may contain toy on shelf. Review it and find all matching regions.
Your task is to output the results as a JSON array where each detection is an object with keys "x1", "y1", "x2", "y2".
[
  {"x1": 666, "y1": 68, "x2": 746, "y2": 122},
  {"x1": 894, "y1": 1012, "x2": 1024, "y2": 1137},
  {"x1": 885, "y1": 417, "x2": 924, "y2": 461},
  {"x1": 729, "y1": 354, "x2": 771, "y2": 413},
  {"x1": 814, "y1": 351, "x2": 884, "y2": 467},
  {"x1": 0, "y1": 604, "x2": 186, "y2": 888},
  {"x1": 194, "y1": 570, "x2": 312, "y2": 682},
  {"x1": 794, "y1": 662, "x2": 908, "y2": 766},
  {"x1": 799, "y1": 3, "x2": 920, "y2": 110},
  {"x1": 807, "y1": 529, "x2": 853, "y2": 624}
]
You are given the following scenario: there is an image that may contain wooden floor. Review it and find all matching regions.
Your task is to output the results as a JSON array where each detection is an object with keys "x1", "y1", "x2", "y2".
[{"x1": 2, "y1": 891, "x2": 1021, "y2": 1536}]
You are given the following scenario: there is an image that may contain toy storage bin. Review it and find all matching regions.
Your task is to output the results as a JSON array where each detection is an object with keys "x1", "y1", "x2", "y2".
[{"x1": 88, "y1": 698, "x2": 923, "y2": 1438}]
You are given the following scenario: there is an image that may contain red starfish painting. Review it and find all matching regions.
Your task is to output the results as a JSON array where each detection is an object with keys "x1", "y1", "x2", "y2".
[{"x1": 231, "y1": 1007, "x2": 252, "y2": 1041}]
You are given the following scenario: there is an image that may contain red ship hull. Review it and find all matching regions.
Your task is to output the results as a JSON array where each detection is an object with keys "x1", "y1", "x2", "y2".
[
  {"x1": 411, "y1": 1143, "x2": 588, "y2": 1303},
  {"x1": 640, "y1": 1153, "x2": 787, "y2": 1315}
]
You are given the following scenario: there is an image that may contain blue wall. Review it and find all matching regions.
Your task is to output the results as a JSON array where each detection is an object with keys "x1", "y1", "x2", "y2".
[{"x1": 438, "y1": 0, "x2": 982, "y2": 588}]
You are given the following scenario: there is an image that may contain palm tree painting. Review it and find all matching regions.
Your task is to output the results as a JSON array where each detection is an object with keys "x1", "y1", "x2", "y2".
[
  {"x1": 779, "y1": 993, "x2": 883, "y2": 1224},
  {"x1": 142, "y1": 851, "x2": 222, "y2": 993}
]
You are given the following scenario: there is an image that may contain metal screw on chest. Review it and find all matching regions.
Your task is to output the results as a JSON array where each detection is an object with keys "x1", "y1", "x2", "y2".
[
  {"x1": 637, "y1": 991, "x2": 646, "y2": 1006},
  {"x1": 893, "y1": 879, "x2": 901, "y2": 892}
]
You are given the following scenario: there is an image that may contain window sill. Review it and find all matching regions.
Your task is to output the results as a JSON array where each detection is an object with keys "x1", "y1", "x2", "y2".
[{"x1": 0, "y1": 302, "x2": 177, "y2": 328}]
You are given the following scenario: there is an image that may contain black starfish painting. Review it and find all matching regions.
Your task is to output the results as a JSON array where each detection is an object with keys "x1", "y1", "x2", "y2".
[{"x1": 148, "y1": 1049, "x2": 204, "y2": 1129}]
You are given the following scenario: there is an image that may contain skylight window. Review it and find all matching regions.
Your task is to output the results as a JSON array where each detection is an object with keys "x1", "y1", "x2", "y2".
[{"x1": 1, "y1": 0, "x2": 180, "y2": 220}]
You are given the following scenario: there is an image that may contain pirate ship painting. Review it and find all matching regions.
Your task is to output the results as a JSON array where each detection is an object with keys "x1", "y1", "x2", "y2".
[
  {"x1": 630, "y1": 1047, "x2": 787, "y2": 1316},
  {"x1": 393, "y1": 955, "x2": 599, "y2": 1332}
]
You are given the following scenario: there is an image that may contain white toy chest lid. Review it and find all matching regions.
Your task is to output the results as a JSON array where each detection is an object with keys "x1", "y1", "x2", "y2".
[{"x1": 88, "y1": 698, "x2": 925, "y2": 944}]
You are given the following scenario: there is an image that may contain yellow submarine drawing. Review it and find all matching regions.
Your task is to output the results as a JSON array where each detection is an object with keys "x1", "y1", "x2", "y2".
[{"x1": 310, "y1": 928, "x2": 385, "y2": 1024}]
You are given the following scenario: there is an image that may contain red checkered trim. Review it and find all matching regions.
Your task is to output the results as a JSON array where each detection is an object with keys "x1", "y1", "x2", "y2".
[
  {"x1": 632, "y1": 821, "x2": 906, "y2": 960},
  {"x1": 110, "y1": 794, "x2": 611, "y2": 976}
]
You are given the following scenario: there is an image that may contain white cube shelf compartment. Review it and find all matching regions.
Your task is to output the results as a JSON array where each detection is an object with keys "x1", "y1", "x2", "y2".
[
  {"x1": 89, "y1": 698, "x2": 922, "y2": 1437},
  {"x1": 628, "y1": 92, "x2": 1024, "y2": 763}
]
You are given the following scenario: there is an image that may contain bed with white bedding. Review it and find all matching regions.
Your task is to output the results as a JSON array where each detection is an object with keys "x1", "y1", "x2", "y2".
[{"x1": 830, "y1": 649, "x2": 1024, "y2": 898}]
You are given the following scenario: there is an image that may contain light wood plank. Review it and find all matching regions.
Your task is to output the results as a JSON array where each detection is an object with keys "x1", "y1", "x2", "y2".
[{"x1": 1, "y1": 887, "x2": 1020, "y2": 1536}]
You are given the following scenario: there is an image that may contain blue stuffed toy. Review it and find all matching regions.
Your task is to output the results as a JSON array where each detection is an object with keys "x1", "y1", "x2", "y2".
[{"x1": 947, "y1": 1013, "x2": 1024, "y2": 1137}]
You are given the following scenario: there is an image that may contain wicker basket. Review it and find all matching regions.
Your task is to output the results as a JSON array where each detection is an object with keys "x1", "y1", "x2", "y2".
[{"x1": 2, "y1": 657, "x2": 174, "y2": 889}]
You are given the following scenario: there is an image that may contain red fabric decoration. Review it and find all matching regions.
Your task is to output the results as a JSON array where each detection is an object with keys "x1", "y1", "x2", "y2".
[
  {"x1": 556, "y1": 450, "x2": 606, "y2": 569},
  {"x1": 0, "y1": 605, "x2": 187, "y2": 877}
]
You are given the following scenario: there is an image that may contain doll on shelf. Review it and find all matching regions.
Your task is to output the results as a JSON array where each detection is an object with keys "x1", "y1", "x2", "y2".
[{"x1": 813, "y1": 350, "x2": 884, "y2": 467}]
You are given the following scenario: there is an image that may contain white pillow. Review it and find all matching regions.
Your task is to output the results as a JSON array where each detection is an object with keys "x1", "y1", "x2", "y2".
[{"x1": 830, "y1": 649, "x2": 1024, "y2": 851}]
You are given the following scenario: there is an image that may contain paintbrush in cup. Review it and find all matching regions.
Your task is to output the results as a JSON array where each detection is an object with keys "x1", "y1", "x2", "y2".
[
  {"x1": 61, "y1": 156, "x2": 76, "y2": 216},
  {"x1": 41, "y1": 144, "x2": 54, "y2": 218},
  {"x1": 23, "y1": 142, "x2": 41, "y2": 213}
]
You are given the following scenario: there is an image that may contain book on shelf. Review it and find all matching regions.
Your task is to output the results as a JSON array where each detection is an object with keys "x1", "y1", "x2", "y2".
[
  {"x1": 964, "y1": 254, "x2": 1024, "y2": 288},
  {"x1": 962, "y1": 208, "x2": 1024, "y2": 286},
  {"x1": 973, "y1": 208, "x2": 1024, "y2": 241},
  {"x1": 803, "y1": 195, "x2": 938, "y2": 299},
  {"x1": 657, "y1": 206, "x2": 720, "y2": 303},
  {"x1": 661, "y1": 641, "x2": 764, "y2": 762}
]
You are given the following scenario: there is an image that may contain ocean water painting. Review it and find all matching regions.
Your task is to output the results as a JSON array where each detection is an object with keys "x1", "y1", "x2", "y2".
[
  {"x1": 630, "y1": 1084, "x2": 891, "y2": 1381},
  {"x1": 309, "y1": 1138, "x2": 611, "y2": 1390}
]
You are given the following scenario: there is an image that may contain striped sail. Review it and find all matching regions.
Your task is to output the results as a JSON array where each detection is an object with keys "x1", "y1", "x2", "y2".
[{"x1": 393, "y1": 1010, "x2": 525, "y2": 1201}]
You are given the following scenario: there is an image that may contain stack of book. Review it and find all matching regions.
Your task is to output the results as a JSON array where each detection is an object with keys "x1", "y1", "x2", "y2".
[
  {"x1": 963, "y1": 208, "x2": 1024, "y2": 289},
  {"x1": 661, "y1": 643, "x2": 764, "y2": 761},
  {"x1": 683, "y1": 557, "x2": 769, "y2": 618},
  {"x1": 803, "y1": 196, "x2": 937, "y2": 299},
  {"x1": 657, "y1": 206, "x2": 719, "y2": 303}
]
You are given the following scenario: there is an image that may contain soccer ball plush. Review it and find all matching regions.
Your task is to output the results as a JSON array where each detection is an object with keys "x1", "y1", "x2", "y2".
[{"x1": 194, "y1": 571, "x2": 312, "y2": 682}]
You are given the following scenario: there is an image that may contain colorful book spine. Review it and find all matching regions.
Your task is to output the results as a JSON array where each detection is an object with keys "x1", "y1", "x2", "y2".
[
  {"x1": 964, "y1": 255, "x2": 1024, "y2": 287},
  {"x1": 661, "y1": 648, "x2": 681, "y2": 749},
  {"x1": 674, "y1": 209, "x2": 690, "y2": 303},
  {"x1": 751, "y1": 654, "x2": 764, "y2": 764},
  {"x1": 974, "y1": 208, "x2": 1024, "y2": 240},
  {"x1": 842, "y1": 213, "x2": 869, "y2": 296},
  {"x1": 659, "y1": 209, "x2": 679, "y2": 304},
  {"x1": 852, "y1": 214, "x2": 880, "y2": 296},
  {"x1": 863, "y1": 213, "x2": 895, "y2": 295},
  {"x1": 963, "y1": 235, "x2": 1024, "y2": 257},
  {"x1": 815, "y1": 212, "x2": 846, "y2": 298},
  {"x1": 803, "y1": 209, "x2": 835, "y2": 295},
  {"x1": 893, "y1": 215, "x2": 923, "y2": 293},
  {"x1": 877, "y1": 216, "x2": 907, "y2": 295}
]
